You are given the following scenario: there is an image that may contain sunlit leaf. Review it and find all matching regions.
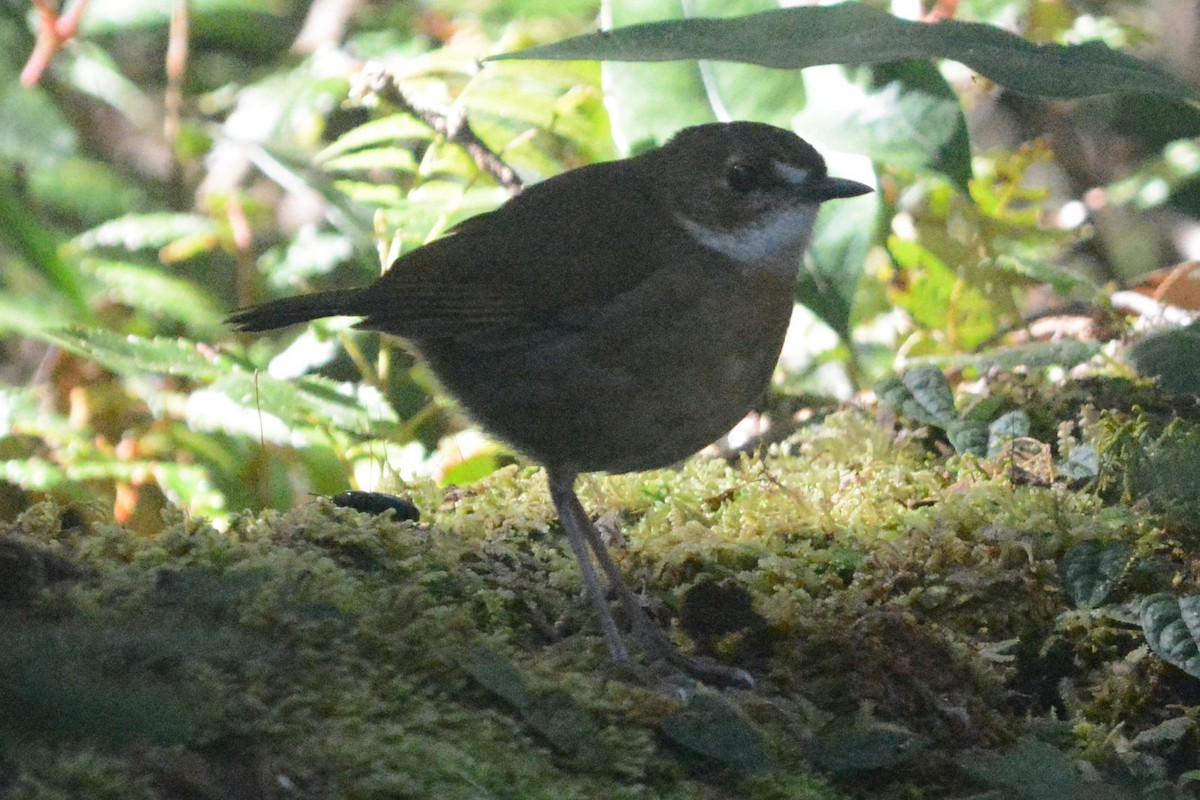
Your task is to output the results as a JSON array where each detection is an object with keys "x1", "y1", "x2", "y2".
[
  {"x1": 83, "y1": 259, "x2": 225, "y2": 331},
  {"x1": 315, "y1": 114, "x2": 433, "y2": 163},
  {"x1": 73, "y1": 214, "x2": 219, "y2": 253}
]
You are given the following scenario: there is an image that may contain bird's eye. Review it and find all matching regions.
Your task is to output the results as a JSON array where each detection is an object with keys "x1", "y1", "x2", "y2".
[{"x1": 725, "y1": 162, "x2": 760, "y2": 192}]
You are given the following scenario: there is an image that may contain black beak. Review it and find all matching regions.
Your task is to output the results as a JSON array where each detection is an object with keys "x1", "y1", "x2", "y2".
[{"x1": 814, "y1": 175, "x2": 873, "y2": 201}]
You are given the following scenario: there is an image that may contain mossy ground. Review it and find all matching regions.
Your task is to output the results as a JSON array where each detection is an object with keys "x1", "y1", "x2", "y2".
[{"x1": 2, "y1": 380, "x2": 1199, "y2": 799}]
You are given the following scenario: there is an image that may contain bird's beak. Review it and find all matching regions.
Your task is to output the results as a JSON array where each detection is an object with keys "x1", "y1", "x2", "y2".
[{"x1": 813, "y1": 176, "x2": 873, "y2": 201}]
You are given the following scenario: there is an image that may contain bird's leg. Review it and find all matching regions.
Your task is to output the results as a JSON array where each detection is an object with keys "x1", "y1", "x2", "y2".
[
  {"x1": 547, "y1": 470, "x2": 753, "y2": 688},
  {"x1": 547, "y1": 469, "x2": 630, "y2": 665}
]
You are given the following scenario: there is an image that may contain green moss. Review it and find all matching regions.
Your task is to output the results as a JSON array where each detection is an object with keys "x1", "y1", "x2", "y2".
[{"x1": 1, "y1": 402, "x2": 1196, "y2": 798}]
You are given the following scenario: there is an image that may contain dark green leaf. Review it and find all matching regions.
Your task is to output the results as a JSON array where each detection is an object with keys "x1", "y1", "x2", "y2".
[
  {"x1": 1060, "y1": 540, "x2": 1131, "y2": 609},
  {"x1": 986, "y1": 409, "x2": 1031, "y2": 457},
  {"x1": 810, "y1": 722, "x2": 930, "y2": 773},
  {"x1": 1127, "y1": 319, "x2": 1200, "y2": 399},
  {"x1": 496, "y1": 4, "x2": 1198, "y2": 101},
  {"x1": 961, "y1": 340, "x2": 1101, "y2": 373},
  {"x1": 947, "y1": 418, "x2": 989, "y2": 456},
  {"x1": 959, "y1": 738, "x2": 1079, "y2": 799},
  {"x1": 455, "y1": 644, "x2": 532, "y2": 710},
  {"x1": 1141, "y1": 594, "x2": 1200, "y2": 679},
  {"x1": 522, "y1": 689, "x2": 601, "y2": 757},
  {"x1": 901, "y1": 365, "x2": 957, "y2": 426},
  {"x1": 662, "y1": 692, "x2": 767, "y2": 770},
  {"x1": 799, "y1": 188, "x2": 877, "y2": 343}
]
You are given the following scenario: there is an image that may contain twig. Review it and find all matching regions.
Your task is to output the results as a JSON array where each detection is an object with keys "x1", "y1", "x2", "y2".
[
  {"x1": 21, "y1": 0, "x2": 91, "y2": 87},
  {"x1": 351, "y1": 63, "x2": 522, "y2": 194}
]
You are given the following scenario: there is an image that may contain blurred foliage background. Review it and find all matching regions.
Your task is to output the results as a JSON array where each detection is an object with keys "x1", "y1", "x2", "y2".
[{"x1": 0, "y1": 0, "x2": 1197, "y2": 529}]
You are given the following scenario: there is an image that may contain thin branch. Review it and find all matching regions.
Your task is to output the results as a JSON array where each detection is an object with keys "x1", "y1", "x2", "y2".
[{"x1": 351, "y1": 63, "x2": 523, "y2": 194}]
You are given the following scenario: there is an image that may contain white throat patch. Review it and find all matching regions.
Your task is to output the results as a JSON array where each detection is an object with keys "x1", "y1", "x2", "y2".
[{"x1": 677, "y1": 206, "x2": 817, "y2": 265}]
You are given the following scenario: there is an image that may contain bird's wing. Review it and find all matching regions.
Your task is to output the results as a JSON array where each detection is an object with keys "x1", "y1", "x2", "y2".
[{"x1": 354, "y1": 160, "x2": 667, "y2": 340}]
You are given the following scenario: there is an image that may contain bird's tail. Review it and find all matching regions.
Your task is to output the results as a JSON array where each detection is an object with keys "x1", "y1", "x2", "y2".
[{"x1": 228, "y1": 288, "x2": 366, "y2": 332}]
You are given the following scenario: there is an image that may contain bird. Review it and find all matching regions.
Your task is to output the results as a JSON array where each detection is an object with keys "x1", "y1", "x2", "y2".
[{"x1": 229, "y1": 121, "x2": 872, "y2": 686}]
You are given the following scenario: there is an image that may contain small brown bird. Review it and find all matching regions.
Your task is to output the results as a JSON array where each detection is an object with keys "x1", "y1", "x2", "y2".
[{"x1": 230, "y1": 121, "x2": 871, "y2": 685}]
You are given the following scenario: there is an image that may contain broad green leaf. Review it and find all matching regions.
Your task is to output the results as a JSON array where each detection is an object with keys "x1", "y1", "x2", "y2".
[
  {"x1": 901, "y1": 365, "x2": 957, "y2": 426},
  {"x1": 207, "y1": 371, "x2": 397, "y2": 437},
  {"x1": 799, "y1": 186, "x2": 877, "y2": 342},
  {"x1": 662, "y1": 692, "x2": 767, "y2": 770},
  {"x1": 958, "y1": 340, "x2": 1101, "y2": 374},
  {"x1": 1127, "y1": 318, "x2": 1200, "y2": 399},
  {"x1": 521, "y1": 690, "x2": 601, "y2": 759},
  {"x1": 810, "y1": 722, "x2": 930, "y2": 773},
  {"x1": 1061, "y1": 540, "x2": 1131, "y2": 609},
  {"x1": 959, "y1": 738, "x2": 1080, "y2": 799},
  {"x1": 0, "y1": 171, "x2": 88, "y2": 317},
  {"x1": 602, "y1": 0, "x2": 806, "y2": 153},
  {"x1": 794, "y1": 61, "x2": 971, "y2": 190},
  {"x1": 497, "y1": 4, "x2": 1199, "y2": 102},
  {"x1": 947, "y1": 418, "x2": 989, "y2": 456},
  {"x1": 455, "y1": 645, "x2": 532, "y2": 710},
  {"x1": 1142, "y1": 594, "x2": 1200, "y2": 679},
  {"x1": 986, "y1": 409, "x2": 1031, "y2": 457}
]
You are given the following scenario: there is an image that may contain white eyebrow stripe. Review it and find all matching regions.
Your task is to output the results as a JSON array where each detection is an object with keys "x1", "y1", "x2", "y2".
[{"x1": 773, "y1": 161, "x2": 810, "y2": 186}]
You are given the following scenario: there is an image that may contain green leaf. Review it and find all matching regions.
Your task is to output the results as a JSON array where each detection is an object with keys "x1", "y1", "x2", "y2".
[
  {"x1": 83, "y1": 259, "x2": 225, "y2": 331},
  {"x1": 1127, "y1": 319, "x2": 1200, "y2": 399},
  {"x1": 496, "y1": 4, "x2": 1199, "y2": 102},
  {"x1": 662, "y1": 692, "x2": 767, "y2": 770},
  {"x1": 455, "y1": 644, "x2": 532, "y2": 710},
  {"x1": 799, "y1": 187, "x2": 877, "y2": 343},
  {"x1": 73, "y1": 213, "x2": 219, "y2": 253},
  {"x1": 809, "y1": 722, "x2": 930, "y2": 773},
  {"x1": 986, "y1": 409, "x2": 1031, "y2": 457},
  {"x1": 959, "y1": 738, "x2": 1080, "y2": 799},
  {"x1": 0, "y1": 171, "x2": 89, "y2": 317},
  {"x1": 1141, "y1": 594, "x2": 1200, "y2": 679},
  {"x1": 258, "y1": 227, "x2": 354, "y2": 289},
  {"x1": 901, "y1": 365, "x2": 957, "y2": 426},
  {"x1": 601, "y1": 0, "x2": 808, "y2": 152},
  {"x1": 946, "y1": 418, "x2": 989, "y2": 457},
  {"x1": 38, "y1": 328, "x2": 233, "y2": 381},
  {"x1": 315, "y1": 114, "x2": 432, "y2": 164},
  {"x1": 319, "y1": 147, "x2": 420, "y2": 174},
  {"x1": 1058, "y1": 443, "x2": 1098, "y2": 480},
  {"x1": 207, "y1": 371, "x2": 397, "y2": 437},
  {"x1": 521, "y1": 690, "x2": 602, "y2": 762},
  {"x1": 958, "y1": 340, "x2": 1101, "y2": 374},
  {"x1": 794, "y1": 61, "x2": 971, "y2": 191},
  {"x1": 1060, "y1": 540, "x2": 1131, "y2": 609}
]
